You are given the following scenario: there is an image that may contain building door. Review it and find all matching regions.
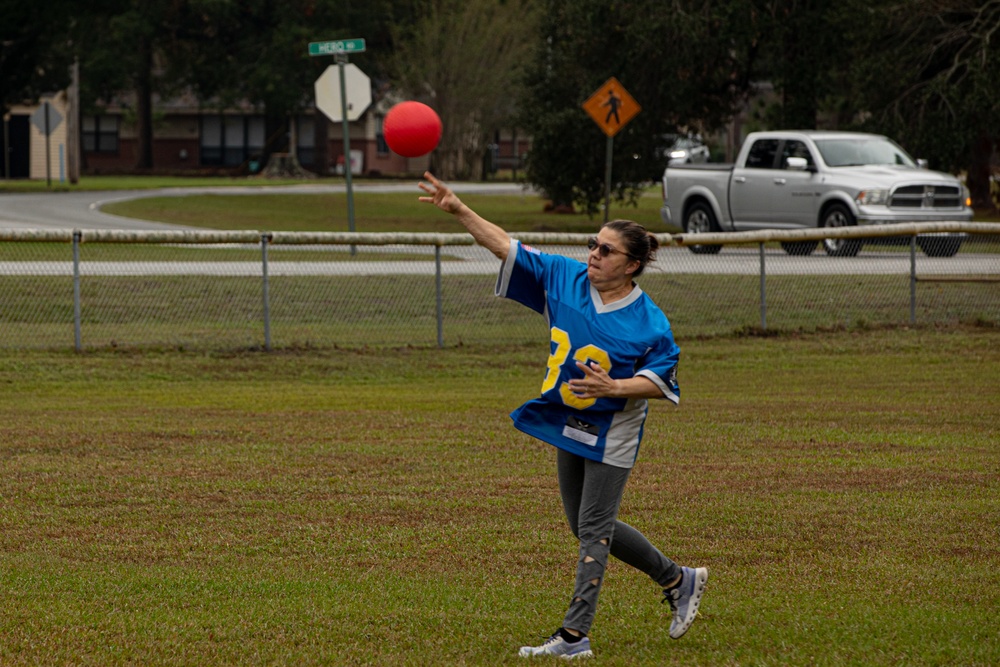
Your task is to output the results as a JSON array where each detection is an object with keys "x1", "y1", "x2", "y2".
[{"x1": 2, "y1": 115, "x2": 30, "y2": 179}]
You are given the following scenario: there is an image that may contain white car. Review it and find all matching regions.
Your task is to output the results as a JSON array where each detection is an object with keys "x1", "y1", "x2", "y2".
[{"x1": 667, "y1": 137, "x2": 710, "y2": 165}]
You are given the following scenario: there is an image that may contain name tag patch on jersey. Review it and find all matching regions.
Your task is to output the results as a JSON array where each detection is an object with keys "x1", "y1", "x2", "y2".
[
  {"x1": 562, "y1": 415, "x2": 599, "y2": 447},
  {"x1": 667, "y1": 365, "x2": 679, "y2": 390}
]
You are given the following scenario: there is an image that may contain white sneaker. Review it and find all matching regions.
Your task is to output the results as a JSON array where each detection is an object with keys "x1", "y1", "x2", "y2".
[
  {"x1": 519, "y1": 630, "x2": 594, "y2": 659},
  {"x1": 663, "y1": 566, "x2": 709, "y2": 639}
]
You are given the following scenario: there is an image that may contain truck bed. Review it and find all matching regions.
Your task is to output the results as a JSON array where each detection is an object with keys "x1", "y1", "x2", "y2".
[{"x1": 665, "y1": 163, "x2": 733, "y2": 172}]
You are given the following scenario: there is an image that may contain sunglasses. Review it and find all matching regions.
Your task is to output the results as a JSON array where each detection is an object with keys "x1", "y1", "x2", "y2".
[{"x1": 587, "y1": 237, "x2": 636, "y2": 260}]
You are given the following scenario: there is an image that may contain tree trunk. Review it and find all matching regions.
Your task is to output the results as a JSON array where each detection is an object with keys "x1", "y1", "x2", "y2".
[
  {"x1": 259, "y1": 152, "x2": 314, "y2": 179},
  {"x1": 66, "y1": 60, "x2": 80, "y2": 184},
  {"x1": 315, "y1": 114, "x2": 329, "y2": 175},
  {"x1": 134, "y1": 36, "x2": 154, "y2": 170},
  {"x1": 780, "y1": 5, "x2": 819, "y2": 129},
  {"x1": 263, "y1": 112, "x2": 290, "y2": 167},
  {"x1": 967, "y1": 134, "x2": 997, "y2": 214}
]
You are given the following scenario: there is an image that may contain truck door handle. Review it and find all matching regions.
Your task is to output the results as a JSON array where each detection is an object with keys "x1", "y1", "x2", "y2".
[
  {"x1": 733, "y1": 176, "x2": 746, "y2": 184},
  {"x1": 773, "y1": 178, "x2": 787, "y2": 185}
]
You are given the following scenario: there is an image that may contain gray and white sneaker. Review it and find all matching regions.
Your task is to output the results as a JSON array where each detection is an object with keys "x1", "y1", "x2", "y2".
[
  {"x1": 663, "y1": 566, "x2": 709, "y2": 639},
  {"x1": 519, "y1": 630, "x2": 594, "y2": 659}
]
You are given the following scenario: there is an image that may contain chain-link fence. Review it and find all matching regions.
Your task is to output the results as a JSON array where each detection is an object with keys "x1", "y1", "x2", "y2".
[{"x1": 0, "y1": 224, "x2": 997, "y2": 351}]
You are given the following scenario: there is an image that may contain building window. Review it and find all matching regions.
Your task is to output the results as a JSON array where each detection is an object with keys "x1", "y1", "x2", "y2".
[
  {"x1": 82, "y1": 115, "x2": 120, "y2": 154},
  {"x1": 296, "y1": 115, "x2": 315, "y2": 167},
  {"x1": 375, "y1": 115, "x2": 389, "y2": 156},
  {"x1": 200, "y1": 115, "x2": 265, "y2": 167}
]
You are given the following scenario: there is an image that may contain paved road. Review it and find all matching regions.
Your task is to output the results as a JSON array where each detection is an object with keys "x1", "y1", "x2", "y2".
[
  {"x1": 0, "y1": 181, "x2": 534, "y2": 231},
  {"x1": 0, "y1": 183, "x2": 996, "y2": 276}
]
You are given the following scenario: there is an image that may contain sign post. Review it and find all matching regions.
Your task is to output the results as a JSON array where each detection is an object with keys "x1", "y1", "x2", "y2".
[
  {"x1": 2, "y1": 113, "x2": 9, "y2": 181},
  {"x1": 582, "y1": 78, "x2": 641, "y2": 222},
  {"x1": 310, "y1": 38, "x2": 369, "y2": 249}
]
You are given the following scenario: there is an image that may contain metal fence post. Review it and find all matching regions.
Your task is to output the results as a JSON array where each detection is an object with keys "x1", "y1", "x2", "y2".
[
  {"x1": 261, "y1": 233, "x2": 271, "y2": 351},
  {"x1": 759, "y1": 242, "x2": 767, "y2": 331},
  {"x1": 73, "y1": 230, "x2": 81, "y2": 351},
  {"x1": 435, "y1": 244, "x2": 443, "y2": 348},
  {"x1": 910, "y1": 235, "x2": 917, "y2": 325}
]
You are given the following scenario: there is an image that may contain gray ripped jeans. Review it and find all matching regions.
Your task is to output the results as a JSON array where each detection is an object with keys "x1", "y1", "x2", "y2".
[{"x1": 557, "y1": 448, "x2": 681, "y2": 635}]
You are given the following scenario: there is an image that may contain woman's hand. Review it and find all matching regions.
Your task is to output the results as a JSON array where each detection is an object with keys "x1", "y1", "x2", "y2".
[
  {"x1": 416, "y1": 171, "x2": 511, "y2": 261},
  {"x1": 568, "y1": 361, "x2": 619, "y2": 399},
  {"x1": 418, "y1": 172, "x2": 464, "y2": 214},
  {"x1": 569, "y1": 362, "x2": 663, "y2": 400}
]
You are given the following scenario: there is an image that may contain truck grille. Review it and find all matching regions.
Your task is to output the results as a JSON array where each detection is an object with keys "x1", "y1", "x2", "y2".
[{"x1": 890, "y1": 184, "x2": 962, "y2": 209}]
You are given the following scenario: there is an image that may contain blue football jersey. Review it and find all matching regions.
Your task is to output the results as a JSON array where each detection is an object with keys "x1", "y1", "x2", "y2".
[{"x1": 496, "y1": 240, "x2": 680, "y2": 468}]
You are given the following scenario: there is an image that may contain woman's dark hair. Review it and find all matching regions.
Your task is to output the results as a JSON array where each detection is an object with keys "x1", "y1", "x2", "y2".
[{"x1": 603, "y1": 219, "x2": 659, "y2": 278}]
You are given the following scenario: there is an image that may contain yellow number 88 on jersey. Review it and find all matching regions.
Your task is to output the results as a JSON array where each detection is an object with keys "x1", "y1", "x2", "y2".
[{"x1": 540, "y1": 327, "x2": 612, "y2": 410}]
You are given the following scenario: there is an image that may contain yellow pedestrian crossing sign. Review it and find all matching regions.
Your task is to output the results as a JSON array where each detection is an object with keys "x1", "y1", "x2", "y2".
[{"x1": 582, "y1": 77, "x2": 640, "y2": 137}]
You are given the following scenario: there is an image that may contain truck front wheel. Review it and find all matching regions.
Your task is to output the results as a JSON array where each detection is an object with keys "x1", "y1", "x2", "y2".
[
  {"x1": 820, "y1": 204, "x2": 862, "y2": 257},
  {"x1": 684, "y1": 202, "x2": 723, "y2": 255}
]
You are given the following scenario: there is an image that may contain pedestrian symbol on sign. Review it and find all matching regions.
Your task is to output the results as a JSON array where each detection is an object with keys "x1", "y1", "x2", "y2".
[
  {"x1": 603, "y1": 89, "x2": 621, "y2": 125},
  {"x1": 582, "y1": 78, "x2": 640, "y2": 137}
]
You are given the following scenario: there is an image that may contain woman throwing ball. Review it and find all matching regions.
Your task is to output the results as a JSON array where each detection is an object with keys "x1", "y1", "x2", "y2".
[{"x1": 418, "y1": 172, "x2": 708, "y2": 660}]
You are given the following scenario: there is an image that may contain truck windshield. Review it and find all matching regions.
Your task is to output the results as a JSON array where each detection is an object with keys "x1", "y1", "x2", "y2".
[{"x1": 814, "y1": 138, "x2": 917, "y2": 168}]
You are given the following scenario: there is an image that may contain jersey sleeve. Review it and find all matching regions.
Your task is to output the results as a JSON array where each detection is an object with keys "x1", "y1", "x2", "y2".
[
  {"x1": 635, "y1": 327, "x2": 681, "y2": 405},
  {"x1": 495, "y1": 239, "x2": 549, "y2": 315}
]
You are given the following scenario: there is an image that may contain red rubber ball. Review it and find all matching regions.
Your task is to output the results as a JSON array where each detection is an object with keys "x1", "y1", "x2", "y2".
[{"x1": 383, "y1": 102, "x2": 442, "y2": 158}]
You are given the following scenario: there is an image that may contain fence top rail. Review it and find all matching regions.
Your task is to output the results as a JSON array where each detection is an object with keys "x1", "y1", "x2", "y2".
[
  {"x1": 0, "y1": 229, "x2": 265, "y2": 244},
  {"x1": 0, "y1": 229, "x2": 76, "y2": 243},
  {"x1": 0, "y1": 229, "x2": 479, "y2": 246},
  {"x1": 0, "y1": 229, "x2": 646, "y2": 247},
  {"x1": 268, "y1": 232, "x2": 476, "y2": 246},
  {"x1": 0, "y1": 221, "x2": 994, "y2": 246}
]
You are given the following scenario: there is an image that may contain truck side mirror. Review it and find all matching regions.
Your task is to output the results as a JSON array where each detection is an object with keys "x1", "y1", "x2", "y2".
[
  {"x1": 786, "y1": 157, "x2": 812, "y2": 172},
  {"x1": 917, "y1": 159, "x2": 929, "y2": 169}
]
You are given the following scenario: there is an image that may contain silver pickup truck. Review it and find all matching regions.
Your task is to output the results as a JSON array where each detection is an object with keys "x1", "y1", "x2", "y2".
[{"x1": 660, "y1": 130, "x2": 973, "y2": 256}]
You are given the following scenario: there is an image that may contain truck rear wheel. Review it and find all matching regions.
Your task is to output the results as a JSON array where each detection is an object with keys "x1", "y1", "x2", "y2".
[
  {"x1": 684, "y1": 202, "x2": 723, "y2": 255},
  {"x1": 820, "y1": 204, "x2": 862, "y2": 257},
  {"x1": 917, "y1": 236, "x2": 963, "y2": 257},
  {"x1": 780, "y1": 241, "x2": 818, "y2": 256}
]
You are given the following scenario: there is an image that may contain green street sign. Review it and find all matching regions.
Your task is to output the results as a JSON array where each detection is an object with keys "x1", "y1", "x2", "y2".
[{"x1": 309, "y1": 39, "x2": 366, "y2": 56}]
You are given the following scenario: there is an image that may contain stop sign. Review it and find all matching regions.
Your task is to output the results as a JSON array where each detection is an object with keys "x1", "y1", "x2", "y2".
[{"x1": 314, "y1": 64, "x2": 372, "y2": 122}]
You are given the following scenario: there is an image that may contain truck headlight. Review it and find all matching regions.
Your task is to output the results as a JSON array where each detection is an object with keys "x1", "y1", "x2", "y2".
[
  {"x1": 669, "y1": 150, "x2": 688, "y2": 159},
  {"x1": 856, "y1": 189, "x2": 888, "y2": 206},
  {"x1": 962, "y1": 185, "x2": 972, "y2": 208}
]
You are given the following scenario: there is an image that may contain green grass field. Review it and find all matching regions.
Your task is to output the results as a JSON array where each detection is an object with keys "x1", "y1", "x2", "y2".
[
  {"x1": 1, "y1": 329, "x2": 998, "y2": 666},
  {"x1": 100, "y1": 190, "x2": 670, "y2": 234},
  {"x1": 1, "y1": 175, "x2": 998, "y2": 664},
  {"x1": 0, "y1": 174, "x2": 672, "y2": 233}
]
